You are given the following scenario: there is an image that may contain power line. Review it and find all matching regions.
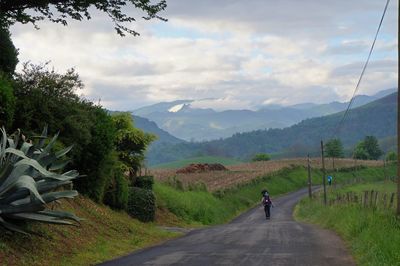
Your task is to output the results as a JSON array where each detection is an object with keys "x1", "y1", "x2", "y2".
[{"x1": 331, "y1": 0, "x2": 391, "y2": 139}]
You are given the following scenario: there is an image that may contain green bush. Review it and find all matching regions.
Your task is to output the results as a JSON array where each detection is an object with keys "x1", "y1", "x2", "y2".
[
  {"x1": 103, "y1": 162, "x2": 129, "y2": 210},
  {"x1": 252, "y1": 153, "x2": 271, "y2": 162},
  {"x1": 133, "y1": 175, "x2": 154, "y2": 190},
  {"x1": 385, "y1": 151, "x2": 397, "y2": 162},
  {"x1": 0, "y1": 74, "x2": 15, "y2": 129},
  {"x1": 127, "y1": 187, "x2": 156, "y2": 222}
]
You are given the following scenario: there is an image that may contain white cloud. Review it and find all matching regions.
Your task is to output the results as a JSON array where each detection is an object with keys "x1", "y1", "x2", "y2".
[{"x1": 9, "y1": 0, "x2": 398, "y2": 111}]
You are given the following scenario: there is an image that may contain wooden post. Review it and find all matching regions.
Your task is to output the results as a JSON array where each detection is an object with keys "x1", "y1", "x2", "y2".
[
  {"x1": 383, "y1": 193, "x2": 387, "y2": 209},
  {"x1": 383, "y1": 159, "x2": 387, "y2": 180},
  {"x1": 390, "y1": 193, "x2": 395, "y2": 209},
  {"x1": 364, "y1": 191, "x2": 369, "y2": 208},
  {"x1": 397, "y1": 9, "x2": 400, "y2": 216},
  {"x1": 307, "y1": 154, "x2": 312, "y2": 199},
  {"x1": 321, "y1": 141, "x2": 327, "y2": 205}
]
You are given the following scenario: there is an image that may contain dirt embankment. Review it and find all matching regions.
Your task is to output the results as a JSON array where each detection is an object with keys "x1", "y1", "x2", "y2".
[{"x1": 176, "y1": 163, "x2": 227, "y2": 174}]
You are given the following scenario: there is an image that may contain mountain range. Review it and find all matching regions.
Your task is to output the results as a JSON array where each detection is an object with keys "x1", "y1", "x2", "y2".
[
  {"x1": 132, "y1": 88, "x2": 396, "y2": 141},
  {"x1": 143, "y1": 91, "x2": 397, "y2": 165}
]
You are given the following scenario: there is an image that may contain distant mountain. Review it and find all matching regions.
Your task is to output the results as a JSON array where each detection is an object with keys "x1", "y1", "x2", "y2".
[
  {"x1": 146, "y1": 92, "x2": 397, "y2": 165},
  {"x1": 133, "y1": 115, "x2": 184, "y2": 145},
  {"x1": 132, "y1": 89, "x2": 396, "y2": 142}
]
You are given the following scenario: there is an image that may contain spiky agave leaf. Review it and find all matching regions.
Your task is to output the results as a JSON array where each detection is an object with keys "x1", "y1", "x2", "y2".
[{"x1": 0, "y1": 127, "x2": 81, "y2": 234}]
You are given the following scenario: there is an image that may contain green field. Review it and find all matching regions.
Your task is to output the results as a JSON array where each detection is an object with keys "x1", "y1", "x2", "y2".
[
  {"x1": 152, "y1": 156, "x2": 243, "y2": 169},
  {"x1": 295, "y1": 180, "x2": 399, "y2": 266}
]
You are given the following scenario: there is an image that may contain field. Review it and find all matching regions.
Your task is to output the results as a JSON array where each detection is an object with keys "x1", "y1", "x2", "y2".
[
  {"x1": 295, "y1": 180, "x2": 399, "y2": 265},
  {"x1": 149, "y1": 158, "x2": 383, "y2": 192},
  {"x1": 151, "y1": 156, "x2": 243, "y2": 169}
]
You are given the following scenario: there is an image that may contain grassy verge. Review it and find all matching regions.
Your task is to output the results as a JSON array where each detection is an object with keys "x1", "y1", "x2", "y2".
[
  {"x1": 154, "y1": 166, "x2": 320, "y2": 225},
  {"x1": 294, "y1": 181, "x2": 399, "y2": 266},
  {"x1": 152, "y1": 156, "x2": 243, "y2": 169},
  {"x1": 154, "y1": 164, "x2": 396, "y2": 226},
  {"x1": 0, "y1": 196, "x2": 181, "y2": 266}
]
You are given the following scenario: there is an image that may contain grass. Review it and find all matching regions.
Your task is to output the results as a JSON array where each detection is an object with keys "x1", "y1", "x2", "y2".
[
  {"x1": 152, "y1": 156, "x2": 243, "y2": 169},
  {"x1": 154, "y1": 166, "x2": 321, "y2": 225},
  {"x1": 295, "y1": 179, "x2": 400, "y2": 266},
  {"x1": 154, "y1": 164, "x2": 396, "y2": 226},
  {"x1": 0, "y1": 196, "x2": 181, "y2": 266}
]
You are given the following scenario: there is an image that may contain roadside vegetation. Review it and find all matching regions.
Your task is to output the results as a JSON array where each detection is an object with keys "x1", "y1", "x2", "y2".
[
  {"x1": 0, "y1": 196, "x2": 179, "y2": 266},
  {"x1": 295, "y1": 165, "x2": 399, "y2": 266},
  {"x1": 154, "y1": 164, "x2": 395, "y2": 225}
]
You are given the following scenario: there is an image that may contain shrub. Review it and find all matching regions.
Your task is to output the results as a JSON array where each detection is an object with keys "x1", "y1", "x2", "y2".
[
  {"x1": 127, "y1": 187, "x2": 155, "y2": 222},
  {"x1": 103, "y1": 162, "x2": 129, "y2": 210},
  {"x1": 0, "y1": 127, "x2": 81, "y2": 234},
  {"x1": 252, "y1": 153, "x2": 271, "y2": 162},
  {"x1": 0, "y1": 75, "x2": 15, "y2": 129},
  {"x1": 133, "y1": 176, "x2": 154, "y2": 190},
  {"x1": 385, "y1": 151, "x2": 397, "y2": 162}
]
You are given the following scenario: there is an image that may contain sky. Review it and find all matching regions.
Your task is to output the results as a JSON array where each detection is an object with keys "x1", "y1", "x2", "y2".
[{"x1": 10, "y1": 0, "x2": 399, "y2": 111}]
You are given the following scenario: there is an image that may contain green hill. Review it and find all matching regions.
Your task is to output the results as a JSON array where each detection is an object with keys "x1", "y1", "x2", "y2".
[
  {"x1": 152, "y1": 156, "x2": 243, "y2": 169},
  {"x1": 147, "y1": 92, "x2": 397, "y2": 165}
]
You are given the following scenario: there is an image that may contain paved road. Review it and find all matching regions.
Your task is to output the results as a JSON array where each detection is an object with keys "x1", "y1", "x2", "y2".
[{"x1": 100, "y1": 188, "x2": 354, "y2": 266}]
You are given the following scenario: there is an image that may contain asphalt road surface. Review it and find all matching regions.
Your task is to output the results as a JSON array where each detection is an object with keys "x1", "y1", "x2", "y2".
[{"x1": 100, "y1": 188, "x2": 354, "y2": 266}]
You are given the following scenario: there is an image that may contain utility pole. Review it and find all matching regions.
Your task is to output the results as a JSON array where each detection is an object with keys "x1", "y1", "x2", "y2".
[
  {"x1": 307, "y1": 154, "x2": 312, "y2": 199},
  {"x1": 321, "y1": 141, "x2": 327, "y2": 205},
  {"x1": 397, "y1": 10, "x2": 400, "y2": 216}
]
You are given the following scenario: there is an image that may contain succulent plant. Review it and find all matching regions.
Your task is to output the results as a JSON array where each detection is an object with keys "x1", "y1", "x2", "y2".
[{"x1": 0, "y1": 127, "x2": 81, "y2": 234}]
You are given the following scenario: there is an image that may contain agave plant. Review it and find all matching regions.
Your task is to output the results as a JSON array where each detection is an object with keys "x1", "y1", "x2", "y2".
[{"x1": 0, "y1": 126, "x2": 81, "y2": 234}]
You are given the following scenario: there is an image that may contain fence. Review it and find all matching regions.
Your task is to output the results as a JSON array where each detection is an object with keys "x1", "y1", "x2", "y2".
[{"x1": 325, "y1": 190, "x2": 396, "y2": 210}]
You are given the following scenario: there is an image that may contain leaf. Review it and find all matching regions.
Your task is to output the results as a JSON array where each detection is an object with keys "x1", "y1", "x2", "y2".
[
  {"x1": 49, "y1": 160, "x2": 71, "y2": 171},
  {"x1": 55, "y1": 145, "x2": 73, "y2": 158},
  {"x1": 38, "y1": 210, "x2": 82, "y2": 223},
  {"x1": 6, "y1": 213, "x2": 75, "y2": 225},
  {"x1": 37, "y1": 132, "x2": 59, "y2": 161},
  {"x1": 0, "y1": 175, "x2": 44, "y2": 204},
  {"x1": 0, "y1": 217, "x2": 29, "y2": 234}
]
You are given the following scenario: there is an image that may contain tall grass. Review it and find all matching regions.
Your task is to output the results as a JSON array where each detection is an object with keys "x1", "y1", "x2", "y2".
[{"x1": 295, "y1": 181, "x2": 400, "y2": 266}]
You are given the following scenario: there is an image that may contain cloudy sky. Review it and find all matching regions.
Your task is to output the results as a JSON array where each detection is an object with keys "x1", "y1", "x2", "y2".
[{"x1": 10, "y1": 0, "x2": 398, "y2": 111}]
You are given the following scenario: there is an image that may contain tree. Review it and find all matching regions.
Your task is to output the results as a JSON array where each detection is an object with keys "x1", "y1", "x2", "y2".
[
  {"x1": 353, "y1": 142, "x2": 368, "y2": 160},
  {"x1": 0, "y1": 26, "x2": 18, "y2": 76},
  {"x1": 353, "y1": 136, "x2": 383, "y2": 160},
  {"x1": 325, "y1": 138, "x2": 344, "y2": 169},
  {"x1": 363, "y1": 136, "x2": 383, "y2": 160},
  {"x1": 252, "y1": 153, "x2": 271, "y2": 162},
  {"x1": 0, "y1": 0, "x2": 167, "y2": 36},
  {"x1": 112, "y1": 113, "x2": 156, "y2": 182}
]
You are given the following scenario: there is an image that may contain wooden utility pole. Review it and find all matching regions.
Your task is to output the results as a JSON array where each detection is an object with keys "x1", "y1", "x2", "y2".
[
  {"x1": 397, "y1": 11, "x2": 400, "y2": 216},
  {"x1": 321, "y1": 141, "x2": 327, "y2": 205},
  {"x1": 307, "y1": 154, "x2": 312, "y2": 199}
]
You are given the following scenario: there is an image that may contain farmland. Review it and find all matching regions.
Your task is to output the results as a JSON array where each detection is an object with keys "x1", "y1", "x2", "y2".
[{"x1": 149, "y1": 158, "x2": 383, "y2": 192}]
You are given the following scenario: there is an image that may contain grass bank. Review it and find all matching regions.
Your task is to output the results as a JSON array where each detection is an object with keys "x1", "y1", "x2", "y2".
[
  {"x1": 295, "y1": 181, "x2": 399, "y2": 266},
  {"x1": 0, "y1": 196, "x2": 181, "y2": 266}
]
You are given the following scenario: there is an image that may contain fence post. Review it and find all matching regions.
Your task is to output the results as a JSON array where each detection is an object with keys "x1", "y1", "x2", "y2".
[
  {"x1": 321, "y1": 141, "x2": 327, "y2": 205},
  {"x1": 390, "y1": 193, "x2": 395, "y2": 209},
  {"x1": 364, "y1": 191, "x2": 369, "y2": 208}
]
